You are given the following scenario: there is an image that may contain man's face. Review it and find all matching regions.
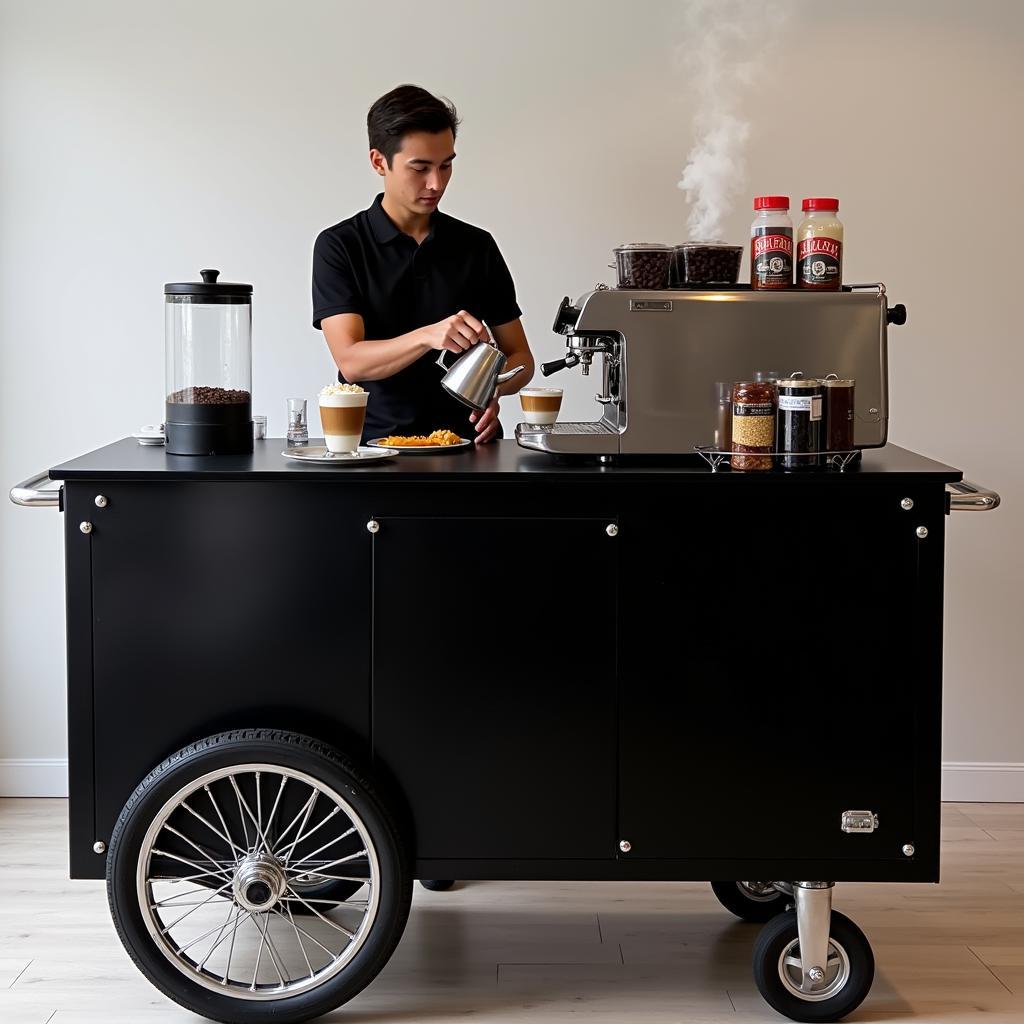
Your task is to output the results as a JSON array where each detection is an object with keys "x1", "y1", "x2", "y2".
[{"x1": 371, "y1": 129, "x2": 455, "y2": 216}]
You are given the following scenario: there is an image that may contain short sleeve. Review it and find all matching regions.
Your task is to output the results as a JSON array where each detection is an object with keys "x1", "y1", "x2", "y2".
[
  {"x1": 478, "y1": 234, "x2": 522, "y2": 328},
  {"x1": 312, "y1": 230, "x2": 363, "y2": 330}
]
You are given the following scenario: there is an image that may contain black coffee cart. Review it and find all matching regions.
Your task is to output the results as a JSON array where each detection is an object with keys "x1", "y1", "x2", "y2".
[{"x1": 11, "y1": 440, "x2": 998, "y2": 1024}]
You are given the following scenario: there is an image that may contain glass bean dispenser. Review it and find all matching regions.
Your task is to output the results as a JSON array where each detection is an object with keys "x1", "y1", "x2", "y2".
[{"x1": 164, "y1": 269, "x2": 253, "y2": 456}]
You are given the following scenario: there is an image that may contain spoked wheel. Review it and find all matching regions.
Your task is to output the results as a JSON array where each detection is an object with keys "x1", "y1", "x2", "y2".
[
  {"x1": 107, "y1": 729, "x2": 411, "y2": 1024},
  {"x1": 710, "y1": 880, "x2": 788, "y2": 922},
  {"x1": 419, "y1": 879, "x2": 455, "y2": 891},
  {"x1": 752, "y1": 910, "x2": 874, "y2": 1022}
]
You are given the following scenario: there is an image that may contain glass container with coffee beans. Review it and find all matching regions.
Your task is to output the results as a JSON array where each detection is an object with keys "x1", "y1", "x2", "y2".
[
  {"x1": 612, "y1": 243, "x2": 673, "y2": 289},
  {"x1": 674, "y1": 243, "x2": 743, "y2": 286},
  {"x1": 165, "y1": 269, "x2": 254, "y2": 456}
]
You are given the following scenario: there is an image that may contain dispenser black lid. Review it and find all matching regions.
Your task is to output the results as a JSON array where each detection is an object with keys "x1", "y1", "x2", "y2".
[{"x1": 164, "y1": 268, "x2": 253, "y2": 302}]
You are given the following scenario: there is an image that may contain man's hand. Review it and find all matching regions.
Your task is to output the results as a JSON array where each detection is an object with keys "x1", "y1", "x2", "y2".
[
  {"x1": 469, "y1": 396, "x2": 501, "y2": 445},
  {"x1": 419, "y1": 310, "x2": 489, "y2": 354}
]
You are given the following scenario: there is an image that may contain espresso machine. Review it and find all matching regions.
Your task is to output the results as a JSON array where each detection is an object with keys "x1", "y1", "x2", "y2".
[{"x1": 515, "y1": 284, "x2": 907, "y2": 457}]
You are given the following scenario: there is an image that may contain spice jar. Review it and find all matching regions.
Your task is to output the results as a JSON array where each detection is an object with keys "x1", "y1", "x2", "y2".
[
  {"x1": 797, "y1": 198, "x2": 843, "y2": 290},
  {"x1": 776, "y1": 376, "x2": 823, "y2": 471},
  {"x1": 751, "y1": 196, "x2": 793, "y2": 289},
  {"x1": 714, "y1": 382, "x2": 732, "y2": 451},
  {"x1": 730, "y1": 381, "x2": 775, "y2": 471},
  {"x1": 822, "y1": 375, "x2": 856, "y2": 453}
]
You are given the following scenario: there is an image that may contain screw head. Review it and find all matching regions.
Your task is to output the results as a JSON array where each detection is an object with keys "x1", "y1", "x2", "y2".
[
  {"x1": 93, "y1": 841, "x2": 106, "y2": 855},
  {"x1": 807, "y1": 966, "x2": 825, "y2": 983},
  {"x1": 94, "y1": 495, "x2": 108, "y2": 508},
  {"x1": 900, "y1": 497, "x2": 914, "y2": 511},
  {"x1": 606, "y1": 524, "x2": 619, "y2": 537},
  {"x1": 79, "y1": 521, "x2": 93, "y2": 535},
  {"x1": 618, "y1": 839, "x2": 631, "y2": 853},
  {"x1": 916, "y1": 526, "x2": 929, "y2": 539},
  {"x1": 902, "y1": 843, "x2": 915, "y2": 857},
  {"x1": 366, "y1": 520, "x2": 380, "y2": 534}
]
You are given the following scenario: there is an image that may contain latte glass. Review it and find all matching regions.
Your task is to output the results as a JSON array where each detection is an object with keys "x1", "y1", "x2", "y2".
[
  {"x1": 319, "y1": 392, "x2": 368, "y2": 453},
  {"x1": 519, "y1": 387, "x2": 563, "y2": 426}
]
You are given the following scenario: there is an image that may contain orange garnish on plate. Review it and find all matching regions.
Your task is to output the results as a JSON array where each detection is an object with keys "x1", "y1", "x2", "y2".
[{"x1": 381, "y1": 429, "x2": 464, "y2": 447}]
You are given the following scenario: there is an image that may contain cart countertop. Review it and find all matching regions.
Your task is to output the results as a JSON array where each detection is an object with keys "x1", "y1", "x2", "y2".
[{"x1": 48, "y1": 439, "x2": 963, "y2": 484}]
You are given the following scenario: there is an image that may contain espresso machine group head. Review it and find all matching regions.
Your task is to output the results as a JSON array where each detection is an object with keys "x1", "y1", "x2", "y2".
[{"x1": 514, "y1": 284, "x2": 906, "y2": 458}]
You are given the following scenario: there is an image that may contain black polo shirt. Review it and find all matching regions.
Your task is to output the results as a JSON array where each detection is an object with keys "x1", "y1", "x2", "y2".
[{"x1": 312, "y1": 194, "x2": 522, "y2": 440}]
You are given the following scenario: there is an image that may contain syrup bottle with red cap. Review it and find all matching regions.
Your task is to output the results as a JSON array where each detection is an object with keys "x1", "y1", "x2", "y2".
[
  {"x1": 750, "y1": 196, "x2": 794, "y2": 289},
  {"x1": 797, "y1": 198, "x2": 844, "y2": 290}
]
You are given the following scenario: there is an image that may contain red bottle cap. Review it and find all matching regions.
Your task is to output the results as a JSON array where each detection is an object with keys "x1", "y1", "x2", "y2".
[
  {"x1": 754, "y1": 196, "x2": 789, "y2": 210},
  {"x1": 802, "y1": 197, "x2": 839, "y2": 211}
]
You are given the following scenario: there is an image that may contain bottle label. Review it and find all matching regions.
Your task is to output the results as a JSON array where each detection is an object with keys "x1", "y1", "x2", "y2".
[
  {"x1": 751, "y1": 228, "x2": 793, "y2": 288},
  {"x1": 732, "y1": 403, "x2": 775, "y2": 448},
  {"x1": 733, "y1": 402, "x2": 774, "y2": 416},
  {"x1": 779, "y1": 394, "x2": 823, "y2": 420},
  {"x1": 798, "y1": 236, "x2": 842, "y2": 287}
]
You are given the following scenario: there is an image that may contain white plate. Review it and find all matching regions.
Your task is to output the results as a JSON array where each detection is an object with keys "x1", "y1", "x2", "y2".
[
  {"x1": 366, "y1": 436, "x2": 472, "y2": 454},
  {"x1": 281, "y1": 445, "x2": 398, "y2": 464}
]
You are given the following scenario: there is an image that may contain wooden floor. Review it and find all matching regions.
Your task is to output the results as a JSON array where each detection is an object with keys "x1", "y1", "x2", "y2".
[{"x1": 1, "y1": 800, "x2": 1023, "y2": 1023}]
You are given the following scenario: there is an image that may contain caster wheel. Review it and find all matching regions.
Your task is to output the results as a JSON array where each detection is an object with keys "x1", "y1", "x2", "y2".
[
  {"x1": 752, "y1": 910, "x2": 874, "y2": 1022},
  {"x1": 107, "y1": 729, "x2": 411, "y2": 1024},
  {"x1": 710, "y1": 880, "x2": 788, "y2": 922},
  {"x1": 419, "y1": 879, "x2": 455, "y2": 891}
]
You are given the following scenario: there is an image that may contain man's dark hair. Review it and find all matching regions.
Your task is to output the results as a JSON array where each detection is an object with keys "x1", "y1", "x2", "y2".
[{"x1": 367, "y1": 85, "x2": 460, "y2": 166}]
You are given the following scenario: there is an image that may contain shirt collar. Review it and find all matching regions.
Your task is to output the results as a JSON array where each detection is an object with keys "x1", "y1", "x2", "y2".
[{"x1": 368, "y1": 193, "x2": 441, "y2": 245}]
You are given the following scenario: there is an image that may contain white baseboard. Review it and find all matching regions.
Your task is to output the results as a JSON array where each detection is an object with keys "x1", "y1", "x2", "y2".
[
  {"x1": 1, "y1": 758, "x2": 1022, "y2": 803},
  {"x1": 0, "y1": 758, "x2": 68, "y2": 797},
  {"x1": 942, "y1": 762, "x2": 1024, "y2": 802}
]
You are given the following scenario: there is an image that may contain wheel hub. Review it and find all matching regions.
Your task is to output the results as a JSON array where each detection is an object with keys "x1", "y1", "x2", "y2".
[{"x1": 232, "y1": 852, "x2": 286, "y2": 912}]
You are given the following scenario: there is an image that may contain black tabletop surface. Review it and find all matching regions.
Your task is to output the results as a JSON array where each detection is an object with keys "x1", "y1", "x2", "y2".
[{"x1": 48, "y1": 439, "x2": 963, "y2": 484}]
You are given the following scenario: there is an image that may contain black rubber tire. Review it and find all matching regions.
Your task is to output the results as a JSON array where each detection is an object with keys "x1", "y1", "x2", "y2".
[
  {"x1": 419, "y1": 879, "x2": 455, "y2": 892},
  {"x1": 752, "y1": 909, "x2": 874, "y2": 1022},
  {"x1": 710, "y1": 880, "x2": 788, "y2": 922},
  {"x1": 106, "y1": 729, "x2": 412, "y2": 1024}
]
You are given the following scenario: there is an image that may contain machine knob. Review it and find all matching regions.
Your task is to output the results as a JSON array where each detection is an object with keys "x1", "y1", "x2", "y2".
[{"x1": 887, "y1": 303, "x2": 907, "y2": 326}]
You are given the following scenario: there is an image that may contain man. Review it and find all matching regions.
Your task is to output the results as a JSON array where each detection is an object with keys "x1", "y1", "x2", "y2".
[{"x1": 312, "y1": 84, "x2": 535, "y2": 444}]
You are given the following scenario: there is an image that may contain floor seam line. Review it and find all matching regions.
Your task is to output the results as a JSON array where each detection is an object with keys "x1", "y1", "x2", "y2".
[
  {"x1": 8, "y1": 959, "x2": 33, "y2": 989},
  {"x1": 966, "y1": 944, "x2": 1014, "y2": 994}
]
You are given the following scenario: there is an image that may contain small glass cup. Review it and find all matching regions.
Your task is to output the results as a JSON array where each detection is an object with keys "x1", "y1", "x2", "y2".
[
  {"x1": 286, "y1": 399, "x2": 308, "y2": 446},
  {"x1": 253, "y1": 415, "x2": 267, "y2": 440},
  {"x1": 519, "y1": 387, "x2": 563, "y2": 425}
]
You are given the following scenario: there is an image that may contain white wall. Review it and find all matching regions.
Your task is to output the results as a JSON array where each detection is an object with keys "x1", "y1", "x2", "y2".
[{"x1": 2, "y1": 0, "x2": 1022, "y2": 798}]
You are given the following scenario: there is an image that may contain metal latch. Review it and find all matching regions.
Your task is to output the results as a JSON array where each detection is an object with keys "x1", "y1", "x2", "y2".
[{"x1": 841, "y1": 810, "x2": 879, "y2": 834}]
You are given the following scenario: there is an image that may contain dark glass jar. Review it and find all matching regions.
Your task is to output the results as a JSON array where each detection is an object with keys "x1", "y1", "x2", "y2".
[
  {"x1": 822, "y1": 376, "x2": 856, "y2": 452},
  {"x1": 730, "y1": 381, "x2": 775, "y2": 471},
  {"x1": 776, "y1": 376, "x2": 823, "y2": 471}
]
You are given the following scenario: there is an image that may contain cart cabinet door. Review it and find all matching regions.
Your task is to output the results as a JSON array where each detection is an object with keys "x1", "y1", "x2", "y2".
[
  {"x1": 372, "y1": 516, "x2": 617, "y2": 860},
  {"x1": 618, "y1": 485, "x2": 943, "y2": 867}
]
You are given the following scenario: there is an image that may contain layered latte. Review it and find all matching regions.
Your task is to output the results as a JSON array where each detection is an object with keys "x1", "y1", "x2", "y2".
[
  {"x1": 519, "y1": 387, "x2": 563, "y2": 425},
  {"x1": 319, "y1": 383, "x2": 368, "y2": 453}
]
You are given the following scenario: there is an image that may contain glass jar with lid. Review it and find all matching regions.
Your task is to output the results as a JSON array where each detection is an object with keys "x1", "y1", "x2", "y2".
[
  {"x1": 164, "y1": 269, "x2": 253, "y2": 456},
  {"x1": 612, "y1": 243, "x2": 673, "y2": 289}
]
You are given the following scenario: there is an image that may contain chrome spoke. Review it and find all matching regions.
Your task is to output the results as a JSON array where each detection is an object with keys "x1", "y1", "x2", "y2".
[
  {"x1": 231, "y1": 775, "x2": 270, "y2": 852},
  {"x1": 294, "y1": 849, "x2": 368, "y2": 877},
  {"x1": 159, "y1": 882, "x2": 233, "y2": 933},
  {"x1": 271, "y1": 787, "x2": 318, "y2": 856},
  {"x1": 284, "y1": 904, "x2": 315, "y2": 979},
  {"x1": 283, "y1": 887, "x2": 355, "y2": 939},
  {"x1": 198, "y1": 902, "x2": 239, "y2": 972},
  {"x1": 151, "y1": 848, "x2": 232, "y2": 882},
  {"x1": 286, "y1": 807, "x2": 345, "y2": 863},
  {"x1": 251, "y1": 911, "x2": 267, "y2": 990},
  {"x1": 181, "y1": 799, "x2": 247, "y2": 860},
  {"x1": 269, "y1": 905, "x2": 338, "y2": 959},
  {"x1": 264, "y1": 775, "x2": 288, "y2": 846},
  {"x1": 278, "y1": 791, "x2": 318, "y2": 864},
  {"x1": 162, "y1": 823, "x2": 234, "y2": 879},
  {"x1": 205, "y1": 783, "x2": 239, "y2": 856},
  {"x1": 254, "y1": 911, "x2": 288, "y2": 986},
  {"x1": 232, "y1": 774, "x2": 252, "y2": 850},
  {"x1": 287, "y1": 823, "x2": 358, "y2": 870},
  {"x1": 285, "y1": 871, "x2": 370, "y2": 884}
]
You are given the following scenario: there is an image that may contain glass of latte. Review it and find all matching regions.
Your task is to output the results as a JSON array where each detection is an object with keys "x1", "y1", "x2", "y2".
[
  {"x1": 319, "y1": 383, "x2": 368, "y2": 453},
  {"x1": 519, "y1": 387, "x2": 563, "y2": 425}
]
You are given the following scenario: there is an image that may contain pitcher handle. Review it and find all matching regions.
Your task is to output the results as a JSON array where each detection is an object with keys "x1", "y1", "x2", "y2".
[{"x1": 436, "y1": 349, "x2": 454, "y2": 371}]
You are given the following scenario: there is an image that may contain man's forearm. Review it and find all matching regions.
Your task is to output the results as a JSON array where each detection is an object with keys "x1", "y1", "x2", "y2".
[{"x1": 337, "y1": 329, "x2": 430, "y2": 382}]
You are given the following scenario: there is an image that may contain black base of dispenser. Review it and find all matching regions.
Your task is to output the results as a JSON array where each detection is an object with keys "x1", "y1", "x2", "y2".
[{"x1": 165, "y1": 401, "x2": 253, "y2": 456}]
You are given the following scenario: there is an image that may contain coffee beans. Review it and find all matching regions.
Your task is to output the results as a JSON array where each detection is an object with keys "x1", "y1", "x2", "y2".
[
  {"x1": 168, "y1": 386, "x2": 251, "y2": 405},
  {"x1": 676, "y1": 244, "x2": 743, "y2": 285},
  {"x1": 613, "y1": 244, "x2": 673, "y2": 289}
]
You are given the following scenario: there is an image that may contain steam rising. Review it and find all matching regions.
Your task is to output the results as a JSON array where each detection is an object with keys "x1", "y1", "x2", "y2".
[{"x1": 676, "y1": 1, "x2": 791, "y2": 241}]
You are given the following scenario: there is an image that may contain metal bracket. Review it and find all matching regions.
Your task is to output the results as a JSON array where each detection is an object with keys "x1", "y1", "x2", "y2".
[{"x1": 793, "y1": 881, "x2": 834, "y2": 993}]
